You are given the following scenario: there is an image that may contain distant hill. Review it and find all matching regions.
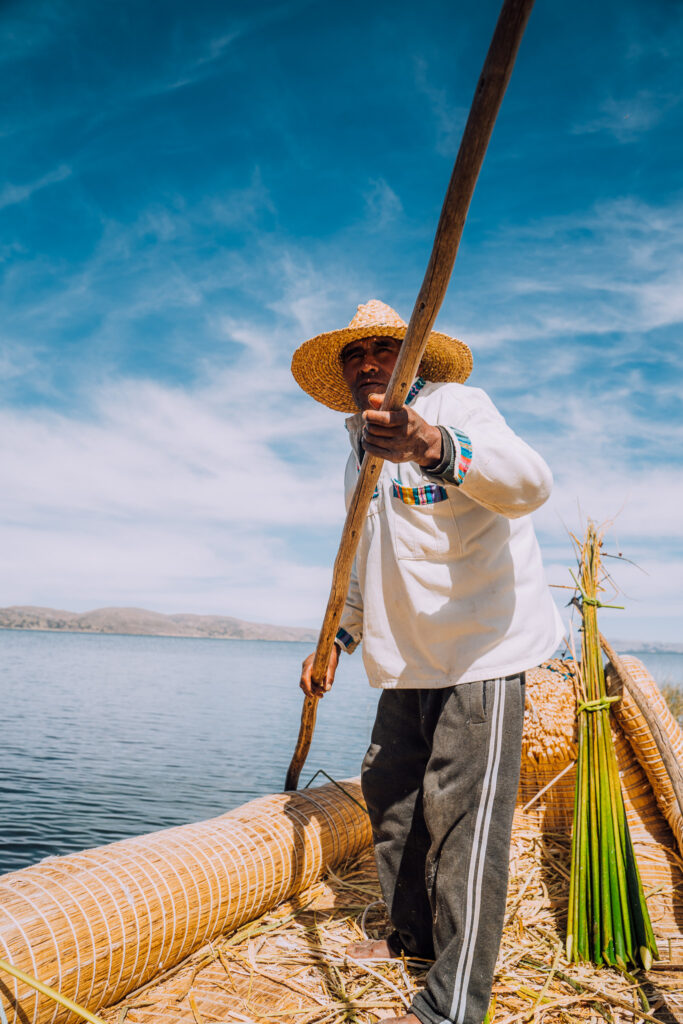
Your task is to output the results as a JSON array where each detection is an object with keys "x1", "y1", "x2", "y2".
[
  {"x1": 1, "y1": 606, "x2": 679, "y2": 652},
  {"x1": 0, "y1": 605, "x2": 318, "y2": 643},
  {"x1": 612, "y1": 639, "x2": 683, "y2": 655}
]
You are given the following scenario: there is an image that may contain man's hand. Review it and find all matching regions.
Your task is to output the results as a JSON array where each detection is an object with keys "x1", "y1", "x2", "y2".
[
  {"x1": 300, "y1": 643, "x2": 340, "y2": 698},
  {"x1": 361, "y1": 393, "x2": 443, "y2": 467}
]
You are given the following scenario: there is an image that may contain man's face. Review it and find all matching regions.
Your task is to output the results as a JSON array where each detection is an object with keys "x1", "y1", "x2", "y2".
[{"x1": 340, "y1": 335, "x2": 402, "y2": 411}]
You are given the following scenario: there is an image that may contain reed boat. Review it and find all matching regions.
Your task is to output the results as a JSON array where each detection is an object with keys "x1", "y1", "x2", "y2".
[{"x1": 1, "y1": 656, "x2": 682, "y2": 1024}]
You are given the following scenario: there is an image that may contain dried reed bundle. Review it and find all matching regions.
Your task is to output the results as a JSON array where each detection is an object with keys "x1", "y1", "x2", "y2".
[{"x1": 566, "y1": 524, "x2": 658, "y2": 971}]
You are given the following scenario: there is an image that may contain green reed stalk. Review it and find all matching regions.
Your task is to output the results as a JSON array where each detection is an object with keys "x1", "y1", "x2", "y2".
[{"x1": 566, "y1": 523, "x2": 658, "y2": 971}]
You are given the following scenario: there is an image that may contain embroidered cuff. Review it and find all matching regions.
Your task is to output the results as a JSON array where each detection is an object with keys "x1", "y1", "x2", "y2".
[
  {"x1": 439, "y1": 426, "x2": 473, "y2": 486},
  {"x1": 335, "y1": 627, "x2": 359, "y2": 653},
  {"x1": 424, "y1": 425, "x2": 455, "y2": 478}
]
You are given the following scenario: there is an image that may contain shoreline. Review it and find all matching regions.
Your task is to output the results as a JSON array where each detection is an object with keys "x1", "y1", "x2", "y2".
[
  {"x1": 0, "y1": 624, "x2": 680, "y2": 655},
  {"x1": 0, "y1": 625, "x2": 316, "y2": 643}
]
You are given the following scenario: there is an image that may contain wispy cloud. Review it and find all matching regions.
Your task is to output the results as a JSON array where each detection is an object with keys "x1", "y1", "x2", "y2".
[
  {"x1": 413, "y1": 56, "x2": 467, "y2": 158},
  {"x1": 443, "y1": 196, "x2": 683, "y2": 354},
  {"x1": 363, "y1": 179, "x2": 403, "y2": 230},
  {"x1": 0, "y1": 165, "x2": 71, "y2": 210},
  {"x1": 143, "y1": 0, "x2": 317, "y2": 97},
  {"x1": 0, "y1": 338, "x2": 42, "y2": 383},
  {"x1": 0, "y1": 365, "x2": 348, "y2": 623},
  {"x1": 571, "y1": 93, "x2": 678, "y2": 141},
  {"x1": 0, "y1": 194, "x2": 370, "y2": 623}
]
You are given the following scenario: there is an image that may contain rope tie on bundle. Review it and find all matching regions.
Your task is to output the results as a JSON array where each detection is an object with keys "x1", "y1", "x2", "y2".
[
  {"x1": 568, "y1": 578, "x2": 624, "y2": 612},
  {"x1": 576, "y1": 695, "x2": 621, "y2": 714},
  {"x1": 581, "y1": 597, "x2": 624, "y2": 610},
  {"x1": 569, "y1": 589, "x2": 622, "y2": 610}
]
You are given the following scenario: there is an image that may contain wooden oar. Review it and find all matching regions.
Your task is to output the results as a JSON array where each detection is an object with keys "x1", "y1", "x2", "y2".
[{"x1": 285, "y1": 0, "x2": 536, "y2": 791}]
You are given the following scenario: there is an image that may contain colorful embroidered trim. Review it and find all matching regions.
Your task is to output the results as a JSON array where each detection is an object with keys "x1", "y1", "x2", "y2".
[
  {"x1": 405, "y1": 377, "x2": 426, "y2": 405},
  {"x1": 392, "y1": 480, "x2": 448, "y2": 505},
  {"x1": 335, "y1": 627, "x2": 355, "y2": 649},
  {"x1": 449, "y1": 427, "x2": 473, "y2": 485}
]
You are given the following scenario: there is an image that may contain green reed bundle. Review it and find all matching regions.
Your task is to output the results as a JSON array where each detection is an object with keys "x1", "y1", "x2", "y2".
[{"x1": 566, "y1": 524, "x2": 658, "y2": 970}]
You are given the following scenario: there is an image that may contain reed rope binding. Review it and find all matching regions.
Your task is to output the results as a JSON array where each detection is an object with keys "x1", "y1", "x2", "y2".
[{"x1": 285, "y1": 0, "x2": 536, "y2": 791}]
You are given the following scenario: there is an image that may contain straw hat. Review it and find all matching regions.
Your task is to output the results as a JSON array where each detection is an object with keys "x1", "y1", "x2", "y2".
[{"x1": 291, "y1": 299, "x2": 473, "y2": 412}]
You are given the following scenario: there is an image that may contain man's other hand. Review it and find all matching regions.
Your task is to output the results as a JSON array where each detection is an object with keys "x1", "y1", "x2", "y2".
[
  {"x1": 300, "y1": 644, "x2": 340, "y2": 698},
  {"x1": 361, "y1": 393, "x2": 443, "y2": 467}
]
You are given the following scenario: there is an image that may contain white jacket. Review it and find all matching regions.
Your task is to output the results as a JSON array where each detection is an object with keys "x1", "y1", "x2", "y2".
[{"x1": 336, "y1": 380, "x2": 564, "y2": 688}]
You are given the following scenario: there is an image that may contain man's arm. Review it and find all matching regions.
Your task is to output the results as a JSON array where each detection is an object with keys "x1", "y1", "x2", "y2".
[
  {"x1": 299, "y1": 557, "x2": 363, "y2": 698},
  {"x1": 361, "y1": 388, "x2": 552, "y2": 518},
  {"x1": 300, "y1": 644, "x2": 339, "y2": 698},
  {"x1": 334, "y1": 555, "x2": 363, "y2": 653}
]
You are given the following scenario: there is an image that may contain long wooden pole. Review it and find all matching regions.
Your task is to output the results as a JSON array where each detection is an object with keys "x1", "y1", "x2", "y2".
[{"x1": 285, "y1": 0, "x2": 536, "y2": 791}]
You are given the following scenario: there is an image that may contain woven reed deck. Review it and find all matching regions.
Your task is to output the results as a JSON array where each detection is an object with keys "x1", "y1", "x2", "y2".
[{"x1": 101, "y1": 811, "x2": 683, "y2": 1024}]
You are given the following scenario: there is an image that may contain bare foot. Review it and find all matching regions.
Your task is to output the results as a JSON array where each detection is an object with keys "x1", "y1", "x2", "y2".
[
  {"x1": 377, "y1": 1016, "x2": 421, "y2": 1024},
  {"x1": 345, "y1": 937, "x2": 398, "y2": 960}
]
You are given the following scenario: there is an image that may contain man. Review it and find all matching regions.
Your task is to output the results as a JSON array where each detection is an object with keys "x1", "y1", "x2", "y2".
[{"x1": 292, "y1": 300, "x2": 563, "y2": 1024}]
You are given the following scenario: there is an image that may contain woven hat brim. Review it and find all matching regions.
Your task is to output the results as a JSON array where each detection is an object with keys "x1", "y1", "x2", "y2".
[{"x1": 291, "y1": 325, "x2": 473, "y2": 412}]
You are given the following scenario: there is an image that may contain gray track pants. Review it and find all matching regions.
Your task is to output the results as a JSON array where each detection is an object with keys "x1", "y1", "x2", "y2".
[{"x1": 361, "y1": 675, "x2": 525, "y2": 1024}]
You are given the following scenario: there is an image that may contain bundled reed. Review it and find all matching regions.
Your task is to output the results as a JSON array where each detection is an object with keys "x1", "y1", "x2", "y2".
[{"x1": 566, "y1": 524, "x2": 659, "y2": 971}]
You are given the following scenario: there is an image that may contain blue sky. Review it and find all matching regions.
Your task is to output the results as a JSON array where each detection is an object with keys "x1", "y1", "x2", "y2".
[{"x1": 2, "y1": 0, "x2": 682, "y2": 642}]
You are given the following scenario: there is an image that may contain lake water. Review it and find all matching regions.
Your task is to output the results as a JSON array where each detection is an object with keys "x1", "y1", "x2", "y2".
[{"x1": 1, "y1": 630, "x2": 681, "y2": 875}]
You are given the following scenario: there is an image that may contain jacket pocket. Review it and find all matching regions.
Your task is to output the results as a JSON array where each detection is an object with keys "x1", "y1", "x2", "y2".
[{"x1": 389, "y1": 485, "x2": 461, "y2": 561}]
